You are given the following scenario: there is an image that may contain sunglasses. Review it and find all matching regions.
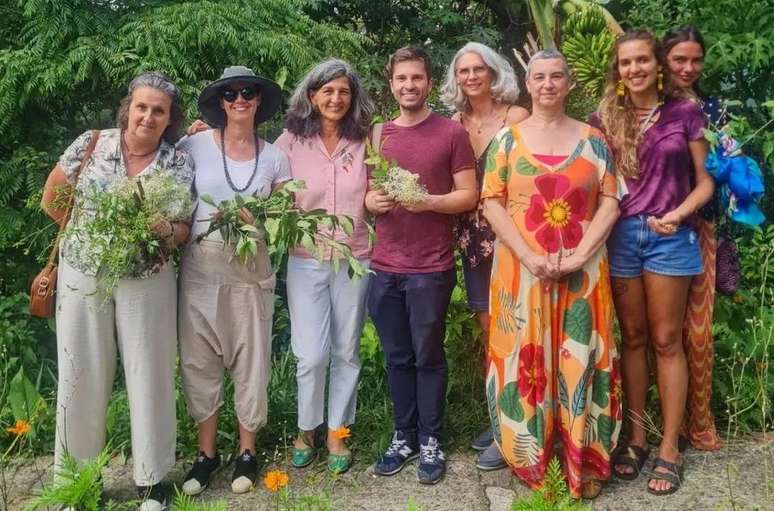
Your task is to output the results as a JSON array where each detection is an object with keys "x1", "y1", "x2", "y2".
[{"x1": 221, "y1": 86, "x2": 258, "y2": 102}]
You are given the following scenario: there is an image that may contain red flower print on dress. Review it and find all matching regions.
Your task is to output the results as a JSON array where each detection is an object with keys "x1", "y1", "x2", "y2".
[
  {"x1": 525, "y1": 173, "x2": 587, "y2": 253},
  {"x1": 518, "y1": 344, "x2": 547, "y2": 406}
]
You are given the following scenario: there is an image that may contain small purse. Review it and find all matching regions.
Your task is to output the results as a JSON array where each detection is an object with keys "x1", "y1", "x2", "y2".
[
  {"x1": 29, "y1": 130, "x2": 99, "y2": 318},
  {"x1": 715, "y1": 234, "x2": 741, "y2": 296}
]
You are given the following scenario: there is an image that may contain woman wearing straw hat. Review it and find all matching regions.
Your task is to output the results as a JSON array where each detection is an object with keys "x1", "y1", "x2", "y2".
[{"x1": 177, "y1": 66, "x2": 290, "y2": 495}]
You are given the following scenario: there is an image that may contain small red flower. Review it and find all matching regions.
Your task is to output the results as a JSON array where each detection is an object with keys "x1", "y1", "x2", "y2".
[
  {"x1": 525, "y1": 173, "x2": 587, "y2": 253},
  {"x1": 517, "y1": 344, "x2": 547, "y2": 406}
]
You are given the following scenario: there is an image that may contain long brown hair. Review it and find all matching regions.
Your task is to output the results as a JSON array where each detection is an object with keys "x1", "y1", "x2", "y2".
[{"x1": 599, "y1": 29, "x2": 681, "y2": 178}]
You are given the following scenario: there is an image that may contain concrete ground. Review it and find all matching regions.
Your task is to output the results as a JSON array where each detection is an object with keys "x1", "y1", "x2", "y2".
[{"x1": 3, "y1": 435, "x2": 772, "y2": 510}]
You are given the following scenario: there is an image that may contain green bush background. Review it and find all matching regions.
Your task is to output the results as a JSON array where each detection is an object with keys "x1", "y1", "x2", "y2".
[{"x1": 1, "y1": 0, "x2": 772, "y2": 466}]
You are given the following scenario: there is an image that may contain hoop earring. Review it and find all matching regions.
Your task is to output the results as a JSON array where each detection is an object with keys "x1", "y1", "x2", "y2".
[{"x1": 616, "y1": 79, "x2": 626, "y2": 110}]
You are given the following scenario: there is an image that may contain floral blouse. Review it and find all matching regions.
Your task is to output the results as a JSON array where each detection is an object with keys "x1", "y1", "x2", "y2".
[{"x1": 59, "y1": 128, "x2": 194, "y2": 278}]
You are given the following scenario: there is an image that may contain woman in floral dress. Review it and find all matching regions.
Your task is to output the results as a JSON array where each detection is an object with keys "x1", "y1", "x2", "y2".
[{"x1": 481, "y1": 50, "x2": 624, "y2": 499}]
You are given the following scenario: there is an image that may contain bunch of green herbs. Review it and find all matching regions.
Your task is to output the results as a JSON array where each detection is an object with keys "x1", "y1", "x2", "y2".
[
  {"x1": 197, "y1": 180, "x2": 371, "y2": 278},
  {"x1": 76, "y1": 172, "x2": 193, "y2": 294}
]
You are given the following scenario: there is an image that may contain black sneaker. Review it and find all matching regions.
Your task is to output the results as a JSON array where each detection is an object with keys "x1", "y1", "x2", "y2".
[
  {"x1": 137, "y1": 482, "x2": 169, "y2": 511},
  {"x1": 374, "y1": 430, "x2": 419, "y2": 476},
  {"x1": 181, "y1": 452, "x2": 220, "y2": 496},
  {"x1": 417, "y1": 436, "x2": 446, "y2": 484},
  {"x1": 231, "y1": 449, "x2": 258, "y2": 494}
]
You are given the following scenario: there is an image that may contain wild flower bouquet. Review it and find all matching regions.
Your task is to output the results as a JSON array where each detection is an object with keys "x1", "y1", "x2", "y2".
[
  {"x1": 79, "y1": 172, "x2": 193, "y2": 293},
  {"x1": 365, "y1": 139, "x2": 428, "y2": 204},
  {"x1": 197, "y1": 180, "x2": 371, "y2": 279}
]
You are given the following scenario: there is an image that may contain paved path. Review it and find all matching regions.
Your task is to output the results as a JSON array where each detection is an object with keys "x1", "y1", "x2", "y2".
[{"x1": 3, "y1": 435, "x2": 772, "y2": 510}]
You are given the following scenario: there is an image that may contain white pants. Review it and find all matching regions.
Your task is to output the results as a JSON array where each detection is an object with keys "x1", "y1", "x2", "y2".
[
  {"x1": 286, "y1": 255, "x2": 370, "y2": 431},
  {"x1": 54, "y1": 258, "x2": 177, "y2": 487}
]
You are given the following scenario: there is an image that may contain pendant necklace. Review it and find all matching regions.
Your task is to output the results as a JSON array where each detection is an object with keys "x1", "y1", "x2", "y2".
[{"x1": 220, "y1": 128, "x2": 261, "y2": 193}]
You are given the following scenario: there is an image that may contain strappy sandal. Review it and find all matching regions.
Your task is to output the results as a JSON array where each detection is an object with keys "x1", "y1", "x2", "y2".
[
  {"x1": 612, "y1": 443, "x2": 650, "y2": 480},
  {"x1": 647, "y1": 457, "x2": 684, "y2": 496}
]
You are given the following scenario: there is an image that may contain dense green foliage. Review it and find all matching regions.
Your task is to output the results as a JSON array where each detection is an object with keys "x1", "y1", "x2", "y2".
[{"x1": 0, "y1": 1, "x2": 772, "y2": 509}]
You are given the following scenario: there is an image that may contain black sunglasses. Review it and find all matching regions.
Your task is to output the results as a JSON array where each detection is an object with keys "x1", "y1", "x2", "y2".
[{"x1": 221, "y1": 86, "x2": 258, "y2": 102}]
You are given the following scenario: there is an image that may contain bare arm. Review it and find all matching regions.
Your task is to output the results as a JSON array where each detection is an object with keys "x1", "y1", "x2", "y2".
[
  {"x1": 482, "y1": 197, "x2": 556, "y2": 280},
  {"x1": 506, "y1": 106, "x2": 529, "y2": 125},
  {"x1": 652, "y1": 139, "x2": 714, "y2": 233},
  {"x1": 41, "y1": 165, "x2": 71, "y2": 226},
  {"x1": 557, "y1": 195, "x2": 620, "y2": 276},
  {"x1": 403, "y1": 167, "x2": 477, "y2": 214}
]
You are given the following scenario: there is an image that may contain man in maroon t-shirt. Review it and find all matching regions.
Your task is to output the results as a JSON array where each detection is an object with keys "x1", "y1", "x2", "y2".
[{"x1": 365, "y1": 46, "x2": 476, "y2": 485}]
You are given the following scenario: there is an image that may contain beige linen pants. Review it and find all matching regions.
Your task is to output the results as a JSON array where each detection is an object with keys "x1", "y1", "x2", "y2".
[
  {"x1": 178, "y1": 240, "x2": 275, "y2": 432},
  {"x1": 54, "y1": 258, "x2": 177, "y2": 487}
]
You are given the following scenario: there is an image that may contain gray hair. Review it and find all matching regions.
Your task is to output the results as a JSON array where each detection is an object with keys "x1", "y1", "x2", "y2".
[
  {"x1": 284, "y1": 59, "x2": 374, "y2": 140},
  {"x1": 526, "y1": 49, "x2": 572, "y2": 79},
  {"x1": 440, "y1": 42, "x2": 521, "y2": 112},
  {"x1": 116, "y1": 71, "x2": 183, "y2": 144}
]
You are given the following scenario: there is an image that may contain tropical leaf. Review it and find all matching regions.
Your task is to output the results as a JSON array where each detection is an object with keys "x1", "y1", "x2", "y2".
[
  {"x1": 570, "y1": 350, "x2": 596, "y2": 417},
  {"x1": 597, "y1": 413, "x2": 614, "y2": 451},
  {"x1": 516, "y1": 156, "x2": 540, "y2": 176},
  {"x1": 557, "y1": 371, "x2": 570, "y2": 411},
  {"x1": 527, "y1": 406, "x2": 545, "y2": 446},
  {"x1": 499, "y1": 381, "x2": 524, "y2": 422},
  {"x1": 591, "y1": 368, "x2": 610, "y2": 408},
  {"x1": 487, "y1": 376, "x2": 503, "y2": 444},
  {"x1": 563, "y1": 298, "x2": 592, "y2": 345},
  {"x1": 567, "y1": 270, "x2": 584, "y2": 293}
]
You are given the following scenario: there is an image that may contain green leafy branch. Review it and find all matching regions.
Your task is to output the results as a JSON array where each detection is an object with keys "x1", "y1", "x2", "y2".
[
  {"x1": 77, "y1": 172, "x2": 193, "y2": 295},
  {"x1": 196, "y1": 180, "x2": 371, "y2": 279}
]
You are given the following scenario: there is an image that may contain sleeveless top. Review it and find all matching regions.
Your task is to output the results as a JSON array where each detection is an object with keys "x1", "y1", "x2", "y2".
[{"x1": 454, "y1": 106, "x2": 512, "y2": 267}]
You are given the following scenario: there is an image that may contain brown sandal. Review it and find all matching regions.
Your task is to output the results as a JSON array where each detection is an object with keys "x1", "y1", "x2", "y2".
[
  {"x1": 646, "y1": 457, "x2": 684, "y2": 496},
  {"x1": 612, "y1": 443, "x2": 650, "y2": 480}
]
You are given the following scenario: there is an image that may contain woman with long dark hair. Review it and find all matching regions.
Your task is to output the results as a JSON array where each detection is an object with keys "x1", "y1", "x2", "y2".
[
  {"x1": 662, "y1": 25, "x2": 722, "y2": 452},
  {"x1": 593, "y1": 29, "x2": 714, "y2": 495}
]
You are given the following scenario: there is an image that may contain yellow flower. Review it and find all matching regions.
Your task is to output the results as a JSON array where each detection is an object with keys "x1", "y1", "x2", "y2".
[
  {"x1": 263, "y1": 470, "x2": 289, "y2": 492},
  {"x1": 6, "y1": 419, "x2": 31, "y2": 437},
  {"x1": 331, "y1": 426, "x2": 351, "y2": 440}
]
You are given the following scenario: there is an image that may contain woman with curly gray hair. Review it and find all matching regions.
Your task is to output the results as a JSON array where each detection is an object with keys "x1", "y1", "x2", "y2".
[
  {"x1": 440, "y1": 42, "x2": 528, "y2": 470},
  {"x1": 41, "y1": 71, "x2": 194, "y2": 511},
  {"x1": 274, "y1": 58, "x2": 374, "y2": 474}
]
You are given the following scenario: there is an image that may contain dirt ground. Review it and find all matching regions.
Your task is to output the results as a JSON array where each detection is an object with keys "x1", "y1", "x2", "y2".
[{"x1": 3, "y1": 434, "x2": 772, "y2": 510}]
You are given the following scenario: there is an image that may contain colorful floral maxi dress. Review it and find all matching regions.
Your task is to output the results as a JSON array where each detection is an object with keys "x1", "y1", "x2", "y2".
[{"x1": 481, "y1": 125, "x2": 625, "y2": 498}]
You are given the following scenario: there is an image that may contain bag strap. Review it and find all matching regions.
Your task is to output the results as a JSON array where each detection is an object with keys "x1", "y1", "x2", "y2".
[
  {"x1": 370, "y1": 122, "x2": 384, "y2": 154},
  {"x1": 45, "y1": 130, "x2": 100, "y2": 266}
]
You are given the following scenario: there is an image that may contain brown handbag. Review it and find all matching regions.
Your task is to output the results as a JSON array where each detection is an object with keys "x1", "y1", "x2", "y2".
[{"x1": 29, "y1": 130, "x2": 99, "y2": 318}]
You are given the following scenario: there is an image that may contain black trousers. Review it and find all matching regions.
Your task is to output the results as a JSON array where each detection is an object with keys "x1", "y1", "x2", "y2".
[{"x1": 367, "y1": 268, "x2": 456, "y2": 444}]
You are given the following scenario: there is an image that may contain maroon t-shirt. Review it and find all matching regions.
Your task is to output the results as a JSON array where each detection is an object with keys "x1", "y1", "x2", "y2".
[{"x1": 372, "y1": 113, "x2": 475, "y2": 273}]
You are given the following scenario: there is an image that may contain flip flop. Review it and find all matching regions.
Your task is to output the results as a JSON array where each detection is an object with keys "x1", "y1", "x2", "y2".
[
  {"x1": 646, "y1": 456, "x2": 684, "y2": 496},
  {"x1": 612, "y1": 443, "x2": 651, "y2": 480}
]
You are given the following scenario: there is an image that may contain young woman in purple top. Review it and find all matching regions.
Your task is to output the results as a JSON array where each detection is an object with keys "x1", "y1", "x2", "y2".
[{"x1": 594, "y1": 29, "x2": 714, "y2": 495}]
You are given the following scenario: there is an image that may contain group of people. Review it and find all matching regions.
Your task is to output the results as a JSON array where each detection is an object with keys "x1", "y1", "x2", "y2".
[{"x1": 42, "y1": 24, "x2": 723, "y2": 510}]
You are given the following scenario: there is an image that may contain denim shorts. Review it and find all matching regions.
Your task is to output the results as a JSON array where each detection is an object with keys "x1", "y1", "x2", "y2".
[{"x1": 607, "y1": 215, "x2": 703, "y2": 278}]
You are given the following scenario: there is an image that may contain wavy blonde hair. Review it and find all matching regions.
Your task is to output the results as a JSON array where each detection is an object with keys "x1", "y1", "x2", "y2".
[{"x1": 599, "y1": 29, "x2": 682, "y2": 178}]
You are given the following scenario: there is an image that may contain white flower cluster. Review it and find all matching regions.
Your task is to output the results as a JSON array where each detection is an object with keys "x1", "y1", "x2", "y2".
[{"x1": 381, "y1": 166, "x2": 428, "y2": 204}]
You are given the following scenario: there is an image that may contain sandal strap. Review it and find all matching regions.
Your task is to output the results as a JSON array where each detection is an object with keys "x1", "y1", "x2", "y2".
[
  {"x1": 648, "y1": 469, "x2": 681, "y2": 487},
  {"x1": 652, "y1": 457, "x2": 681, "y2": 475},
  {"x1": 614, "y1": 444, "x2": 649, "y2": 469}
]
